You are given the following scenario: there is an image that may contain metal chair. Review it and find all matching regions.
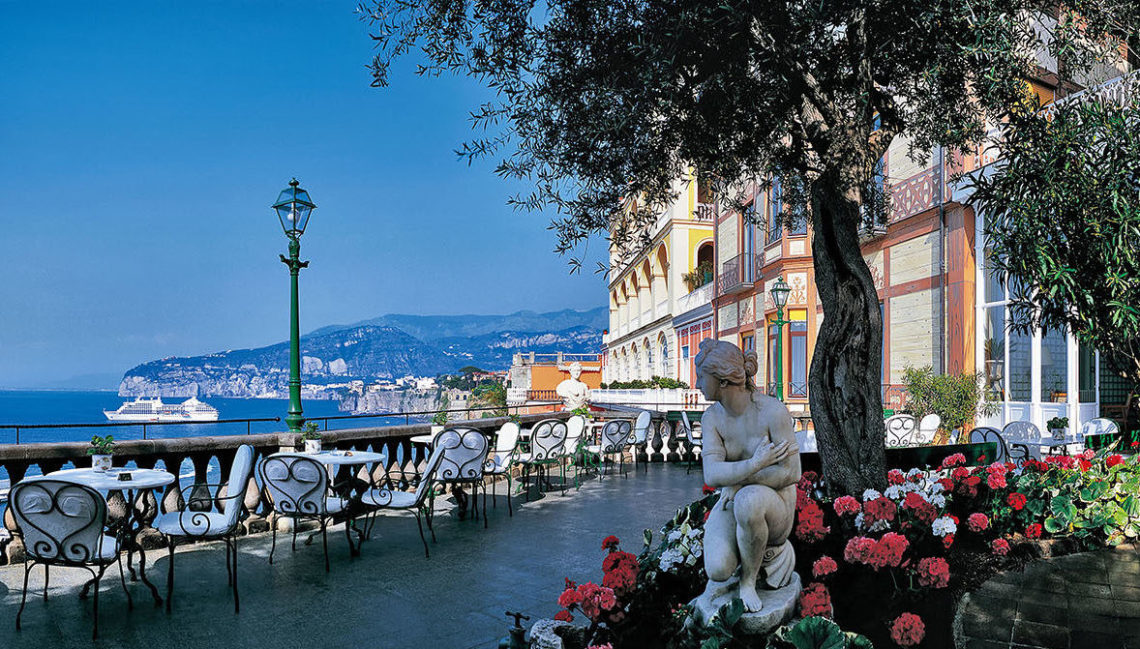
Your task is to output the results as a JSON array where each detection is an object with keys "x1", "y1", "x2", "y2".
[
  {"x1": 916, "y1": 414, "x2": 941, "y2": 446},
  {"x1": 484, "y1": 421, "x2": 522, "y2": 516},
  {"x1": 586, "y1": 419, "x2": 633, "y2": 478},
  {"x1": 155, "y1": 444, "x2": 254, "y2": 613},
  {"x1": 682, "y1": 411, "x2": 702, "y2": 474},
  {"x1": 885, "y1": 414, "x2": 918, "y2": 447},
  {"x1": 259, "y1": 454, "x2": 352, "y2": 572},
  {"x1": 433, "y1": 428, "x2": 491, "y2": 527},
  {"x1": 1002, "y1": 421, "x2": 1042, "y2": 460},
  {"x1": 630, "y1": 411, "x2": 652, "y2": 473},
  {"x1": 1075, "y1": 417, "x2": 1121, "y2": 453},
  {"x1": 967, "y1": 426, "x2": 1023, "y2": 465},
  {"x1": 361, "y1": 444, "x2": 446, "y2": 558},
  {"x1": 10, "y1": 479, "x2": 132, "y2": 640},
  {"x1": 518, "y1": 418, "x2": 569, "y2": 497},
  {"x1": 564, "y1": 415, "x2": 588, "y2": 489}
]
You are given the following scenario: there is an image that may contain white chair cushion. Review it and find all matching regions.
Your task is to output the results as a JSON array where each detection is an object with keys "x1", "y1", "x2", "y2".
[
  {"x1": 485, "y1": 455, "x2": 512, "y2": 474},
  {"x1": 154, "y1": 511, "x2": 235, "y2": 538},
  {"x1": 97, "y1": 536, "x2": 121, "y2": 562},
  {"x1": 360, "y1": 489, "x2": 416, "y2": 509},
  {"x1": 514, "y1": 452, "x2": 533, "y2": 463},
  {"x1": 325, "y1": 496, "x2": 349, "y2": 515}
]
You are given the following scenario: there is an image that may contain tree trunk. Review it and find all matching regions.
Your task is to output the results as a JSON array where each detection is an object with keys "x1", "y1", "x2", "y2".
[{"x1": 808, "y1": 172, "x2": 887, "y2": 494}]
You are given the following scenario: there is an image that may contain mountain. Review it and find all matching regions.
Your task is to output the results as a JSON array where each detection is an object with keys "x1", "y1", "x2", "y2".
[{"x1": 118, "y1": 308, "x2": 604, "y2": 398}]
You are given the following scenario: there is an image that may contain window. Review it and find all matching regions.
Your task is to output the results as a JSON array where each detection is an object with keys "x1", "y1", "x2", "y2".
[
  {"x1": 767, "y1": 179, "x2": 783, "y2": 245},
  {"x1": 742, "y1": 202, "x2": 756, "y2": 280},
  {"x1": 767, "y1": 319, "x2": 780, "y2": 396},
  {"x1": 1079, "y1": 343, "x2": 1096, "y2": 402},
  {"x1": 1040, "y1": 327, "x2": 1068, "y2": 402},
  {"x1": 741, "y1": 332, "x2": 755, "y2": 354},
  {"x1": 1008, "y1": 326, "x2": 1032, "y2": 401},
  {"x1": 790, "y1": 317, "x2": 807, "y2": 397}
]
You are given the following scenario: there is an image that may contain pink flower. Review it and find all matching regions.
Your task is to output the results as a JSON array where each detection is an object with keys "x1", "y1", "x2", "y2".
[
  {"x1": 812, "y1": 556, "x2": 838, "y2": 578},
  {"x1": 968, "y1": 513, "x2": 990, "y2": 533},
  {"x1": 888, "y1": 469, "x2": 906, "y2": 485},
  {"x1": 554, "y1": 609, "x2": 574, "y2": 622},
  {"x1": 798, "y1": 582, "x2": 833, "y2": 618},
  {"x1": 941, "y1": 453, "x2": 966, "y2": 468},
  {"x1": 916, "y1": 557, "x2": 950, "y2": 589},
  {"x1": 992, "y1": 538, "x2": 1011, "y2": 556},
  {"x1": 834, "y1": 495, "x2": 861, "y2": 516},
  {"x1": 890, "y1": 613, "x2": 926, "y2": 647},
  {"x1": 986, "y1": 472, "x2": 1007, "y2": 490}
]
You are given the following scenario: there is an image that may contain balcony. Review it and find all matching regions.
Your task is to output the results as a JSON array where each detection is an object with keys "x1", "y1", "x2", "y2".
[
  {"x1": 677, "y1": 281, "x2": 714, "y2": 316},
  {"x1": 718, "y1": 253, "x2": 754, "y2": 295},
  {"x1": 695, "y1": 202, "x2": 716, "y2": 222}
]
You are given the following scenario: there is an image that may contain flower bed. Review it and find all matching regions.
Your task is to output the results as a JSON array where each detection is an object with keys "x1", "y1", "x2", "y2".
[{"x1": 546, "y1": 447, "x2": 1140, "y2": 649}]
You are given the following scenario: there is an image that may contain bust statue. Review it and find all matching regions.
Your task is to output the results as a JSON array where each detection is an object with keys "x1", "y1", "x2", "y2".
[
  {"x1": 695, "y1": 339, "x2": 801, "y2": 613},
  {"x1": 556, "y1": 361, "x2": 591, "y2": 411}
]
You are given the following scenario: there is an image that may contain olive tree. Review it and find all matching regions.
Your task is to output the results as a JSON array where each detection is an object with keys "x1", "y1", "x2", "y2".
[{"x1": 360, "y1": 0, "x2": 1139, "y2": 492}]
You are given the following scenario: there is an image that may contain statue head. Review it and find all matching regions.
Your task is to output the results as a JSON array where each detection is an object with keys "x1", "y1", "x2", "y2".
[
  {"x1": 694, "y1": 339, "x2": 758, "y2": 402},
  {"x1": 568, "y1": 361, "x2": 583, "y2": 380}
]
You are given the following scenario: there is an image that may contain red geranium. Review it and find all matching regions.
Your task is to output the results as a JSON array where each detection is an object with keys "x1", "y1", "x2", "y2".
[
  {"x1": 1107, "y1": 455, "x2": 1124, "y2": 468},
  {"x1": 901, "y1": 492, "x2": 937, "y2": 524},
  {"x1": 1079, "y1": 458, "x2": 1092, "y2": 472},
  {"x1": 888, "y1": 469, "x2": 906, "y2": 485},
  {"x1": 796, "y1": 489, "x2": 815, "y2": 511},
  {"x1": 1007, "y1": 492, "x2": 1027, "y2": 511},
  {"x1": 867, "y1": 533, "x2": 909, "y2": 570},
  {"x1": 890, "y1": 613, "x2": 926, "y2": 647},
  {"x1": 863, "y1": 496, "x2": 898, "y2": 526},
  {"x1": 812, "y1": 556, "x2": 838, "y2": 578},
  {"x1": 834, "y1": 495, "x2": 861, "y2": 516},
  {"x1": 957, "y1": 475, "x2": 981, "y2": 498},
  {"x1": 1025, "y1": 523, "x2": 1043, "y2": 539},
  {"x1": 950, "y1": 467, "x2": 970, "y2": 481},
  {"x1": 987, "y1": 472, "x2": 1007, "y2": 490},
  {"x1": 558, "y1": 588, "x2": 584, "y2": 607},
  {"x1": 554, "y1": 609, "x2": 574, "y2": 622},
  {"x1": 575, "y1": 582, "x2": 618, "y2": 620},
  {"x1": 937, "y1": 478, "x2": 955, "y2": 493},
  {"x1": 798, "y1": 582, "x2": 833, "y2": 618},
  {"x1": 844, "y1": 536, "x2": 877, "y2": 565},
  {"x1": 968, "y1": 513, "x2": 990, "y2": 533},
  {"x1": 601, "y1": 535, "x2": 620, "y2": 550},
  {"x1": 915, "y1": 557, "x2": 950, "y2": 589},
  {"x1": 701, "y1": 484, "x2": 716, "y2": 495},
  {"x1": 796, "y1": 501, "x2": 831, "y2": 543},
  {"x1": 992, "y1": 538, "x2": 1010, "y2": 556},
  {"x1": 942, "y1": 533, "x2": 955, "y2": 549}
]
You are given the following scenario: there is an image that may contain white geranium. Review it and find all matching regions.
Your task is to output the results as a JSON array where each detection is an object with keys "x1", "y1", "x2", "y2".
[
  {"x1": 932, "y1": 516, "x2": 957, "y2": 537},
  {"x1": 667, "y1": 529, "x2": 683, "y2": 544},
  {"x1": 659, "y1": 547, "x2": 684, "y2": 572},
  {"x1": 862, "y1": 488, "x2": 882, "y2": 502},
  {"x1": 930, "y1": 494, "x2": 947, "y2": 508},
  {"x1": 854, "y1": 512, "x2": 866, "y2": 531}
]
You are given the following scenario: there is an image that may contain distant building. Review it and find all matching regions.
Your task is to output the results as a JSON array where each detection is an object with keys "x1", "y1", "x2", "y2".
[{"x1": 507, "y1": 352, "x2": 602, "y2": 412}]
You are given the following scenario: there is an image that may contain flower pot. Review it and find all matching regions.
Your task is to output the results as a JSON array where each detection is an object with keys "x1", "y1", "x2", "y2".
[
  {"x1": 431, "y1": 424, "x2": 445, "y2": 439},
  {"x1": 1049, "y1": 427, "x2": 1065, "y2": 441},
  {"x1": 303, "y1": 439, "x2": 322, "y2": 454},
  {"x1": 91, "y1": 454, "x2": 113, "y2": 473}
]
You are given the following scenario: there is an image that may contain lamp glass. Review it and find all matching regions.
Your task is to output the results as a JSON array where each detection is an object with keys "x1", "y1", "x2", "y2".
[
  {"x1": 273, "y1": 180, "x2": 316, "y2": 237},
  {"x1": 771, "y1": 277, "x2": 791, "y2": 308}
]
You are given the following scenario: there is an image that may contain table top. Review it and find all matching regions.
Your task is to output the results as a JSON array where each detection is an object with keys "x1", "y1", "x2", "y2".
[
  {"x1": 1027, "y1": 435, "x2": 1082, "y2": 448},
  {"x1": 44, "y1": 467, "x2": 176, "y2": 491},
  {"x1": 410, "y1": 434, "x2": 435, "y2": 445},
  {"x1": 272, "y1": 450, "x2": 386, "y2": 465}
]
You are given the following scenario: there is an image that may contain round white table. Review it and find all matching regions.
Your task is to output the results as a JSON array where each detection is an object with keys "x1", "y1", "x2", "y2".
[
  {"x1": 409, "y1": 434, "x2": 435, "y2": 446},
  {"x1": 271, "y1": 450, "x2": 386, "y2": 466},
  {"x1": 45, "y1": 466, "x2": 177, "y2": 604}
]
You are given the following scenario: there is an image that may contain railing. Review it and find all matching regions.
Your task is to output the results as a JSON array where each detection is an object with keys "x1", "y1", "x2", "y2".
[
  {"x1": 719, "y1": 253, "x2": 754, "y2": 295},
  {"x1": 695, "y1": 202, "x2": 716, "y2": 221},
  {"x1": 676, "y1": 282, "x2": 714, "y2": 315},
  {"x1": 511, "y1": 352, "x2": 602, "y2": 366},
  {"x1": 888, "y1": 165, "x2": 943, "y2": 223},
  {"x1": 526, "y1": 389, "x2": 559, "y2": 401},
  {"x1": 591, "y1": 389, "x2": 708, "y2": 410},
  {"x1": 0, "y1": 416, "x2": 281, "y2": 445}
]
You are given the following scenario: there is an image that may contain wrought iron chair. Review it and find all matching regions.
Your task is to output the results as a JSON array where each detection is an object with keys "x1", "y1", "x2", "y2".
[
  {"x1": 564, "y1": 415, "x2": 588, "y2": 489},
  {"x1": 884, "y1": 414, "x2": 918, "y2": 447},
  {"x1": 630, "y1": 410, "x2": 652, "y2": 474},
  {"x1": 518, "y1": 418, "x2": 569, "y2": 498},
  {"x1": 967, "y1": 426, "x2": 1021, "y2": 465},
  {"x1": 155, "y1": 444, "x2": 254, "y2": 613},
  {"x1": 586, "y1": 419, "x2": 633, "y2": 478},
  {"x1": 483, "y1": 422, "x2": 522, "y2": 516},
  {"x1": 916, "y1": 414, "x2": 941, "y2": 446},
  {"x1": 10, "y1": 479, "x2": 132, "y2": 639},
  {"x1": 259, "y1": 454, "x2": 351, "y2": 572},
  {"x1": 361, "y1": 443, "x2": 446, "y2": 558},
  {"x1": 433, "y1": 428, "x2": 491, "y2": 527},
  {"x1": 1002, "y1": 421, "x2": 1042, "y2": 460},
  {"x1": 1080, "y1": 417, "x2": 1122, "y2": 452},
  {"x1": 682, "y1": 411, "x2": 702, "y2": 474}
]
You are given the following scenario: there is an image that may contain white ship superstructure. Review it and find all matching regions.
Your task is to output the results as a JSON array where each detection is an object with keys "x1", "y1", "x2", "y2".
[{"x1": 103, "y1": 396, "x2": 220, "y2": 422}]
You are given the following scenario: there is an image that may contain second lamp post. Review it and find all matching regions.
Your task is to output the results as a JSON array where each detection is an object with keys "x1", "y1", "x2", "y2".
[
  {"x1": 273, "y1": 178, "x2": 316, "y2": 433},
  {"x1": 769, "y1": 276, "x2": 791, "y2": 401}
]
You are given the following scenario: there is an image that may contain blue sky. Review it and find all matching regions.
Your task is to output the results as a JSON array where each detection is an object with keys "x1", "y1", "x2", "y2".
[{"x1": 0, "y1": 1, "x2": 607, "y2": 387}]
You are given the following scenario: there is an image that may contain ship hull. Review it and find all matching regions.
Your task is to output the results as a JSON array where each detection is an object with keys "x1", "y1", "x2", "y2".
[{"x1": 103, "y1": 411, "x2": 220, "y2": 422}]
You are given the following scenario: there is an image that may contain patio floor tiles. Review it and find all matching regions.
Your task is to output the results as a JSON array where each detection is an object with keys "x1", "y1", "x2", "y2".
[
  {"x1": 0, "y1": 463, "x2": 703, "y2": 649},
  {"x1": 957, "y1": 545, "x2": 1140, "y2": 649}
]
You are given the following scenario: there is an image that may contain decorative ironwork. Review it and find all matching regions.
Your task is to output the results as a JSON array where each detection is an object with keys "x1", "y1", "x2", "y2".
[
  {"x1": 719, "y1": 254, "x2": 754, "y2": 295},
  {"x1": 361, "y1": 446, "x2": 446, "y2": 558},
  {"x1": 968, "y1": 426, "x2": 1022, "y2": 465},
  {"x1": 885, "y1": 414, "x2": 918, "y2": 447},
  {"x1": 10, "y1": 480, "x2": 131, "y2": 639},
  {"x1": 888, "y1": 165, "x2": 942, "y2": 223}
]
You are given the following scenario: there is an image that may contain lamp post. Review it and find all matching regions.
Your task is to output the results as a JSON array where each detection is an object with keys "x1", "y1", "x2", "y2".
[
  {"x1": 273, "y1": 179, "x2": 316, "y2": 433},
  {"x1": 769, "y1": 276, "x2": 791, "y2": 401}
]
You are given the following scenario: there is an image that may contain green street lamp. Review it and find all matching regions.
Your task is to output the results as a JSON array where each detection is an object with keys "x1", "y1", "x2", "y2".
[
  {"x1": 273, "y1": 178, "x2": 316, "y2": 433},
  {"x1": 769, "y1": 276, "x2": 791, "y2": 401}
]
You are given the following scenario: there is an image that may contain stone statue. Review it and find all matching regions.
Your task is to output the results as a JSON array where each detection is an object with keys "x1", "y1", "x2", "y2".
[
  {"x1": 694, "y1": 339, "x2": 801, "y2": 619},
  {"x1": 556, "y1": 361, "x2": 591, "y2": 411}
]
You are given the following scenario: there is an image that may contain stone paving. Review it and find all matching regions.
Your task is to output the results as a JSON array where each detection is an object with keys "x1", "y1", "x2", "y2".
[
  {"x1": 956, "y1": 544, "x2": 1140, "y2": 649},
  {"x1": 0, "y1": 463, "x2": 702, "y2": 649}
]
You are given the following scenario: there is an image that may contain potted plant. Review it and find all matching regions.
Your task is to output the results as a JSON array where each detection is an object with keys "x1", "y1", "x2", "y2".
[
  {"x1": 431, "y1": 410, "x2": 449, "y2": 437},
  {"x1": 301, "y1": 421, "x2": 323, "y2": 453},
  {"x1": 1047, "y1": 416, "x2": 1069, "y2": 440},
  {"x1": 88, "y1": 435, "x2": 115, "y2": 472}
]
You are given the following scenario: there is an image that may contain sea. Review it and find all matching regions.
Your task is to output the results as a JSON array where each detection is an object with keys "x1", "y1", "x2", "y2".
[{"x1": 0, "y1": 390, "x2": 412, "y2": 499}]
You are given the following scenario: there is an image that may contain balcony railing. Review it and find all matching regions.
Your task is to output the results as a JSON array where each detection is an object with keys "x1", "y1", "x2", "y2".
[
  {"x1": 676, "y1": 281, "x2": 714, "y2": 315},
  {"x1": 719, "y1": 253, "x2": 754, "y2": 295}
]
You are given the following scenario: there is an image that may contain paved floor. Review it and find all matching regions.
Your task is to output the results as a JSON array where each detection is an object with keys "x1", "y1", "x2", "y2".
[
  {"x1": 957, "y1": 544, "x2": 1140, "y2": 649},
  {"x1": 0, "y1": 463, "x2": 701, "y2": 649}
]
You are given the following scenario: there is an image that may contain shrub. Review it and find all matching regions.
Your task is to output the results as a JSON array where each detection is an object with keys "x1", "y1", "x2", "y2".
[{"x1": 901, "y1": 366, "x2": 999, "y2": 440}]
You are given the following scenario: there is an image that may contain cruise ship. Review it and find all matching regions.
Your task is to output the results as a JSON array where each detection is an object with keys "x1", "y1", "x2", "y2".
[{"x1": 103, "y1": 397, "x2": 220, "y2": 422}]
